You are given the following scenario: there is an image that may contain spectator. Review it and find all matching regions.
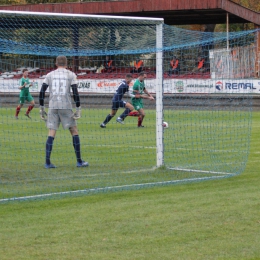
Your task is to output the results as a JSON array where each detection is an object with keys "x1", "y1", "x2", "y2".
[
  {"x1": 168, "y1": 56, "x2": 180, "y2": 76},
  {"x1": 130, "y1": 58, "x2": 143, "y2": 73},
  {"x1": 216, "y1": 57, "x2": 223, "y2": 72},
  {"x1": 192, "y1": 56, "x2": 206, "y2": 73},
  {"x1": 103, "y1": 56, "x2": 113, "y2": 73}
]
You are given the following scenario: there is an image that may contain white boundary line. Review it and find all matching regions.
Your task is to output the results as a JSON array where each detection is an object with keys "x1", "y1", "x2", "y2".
[
  {"x1": 0, "y1": 175, "x2": 230, "y2": 203},
  {"x1": 168, "y1": 167, "x2": 234, "y2": 175}
]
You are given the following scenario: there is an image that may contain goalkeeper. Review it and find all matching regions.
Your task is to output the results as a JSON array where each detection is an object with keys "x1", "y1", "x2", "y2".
[{"x1": 39, "y1": 56, "x2": 88, "y2": 169}]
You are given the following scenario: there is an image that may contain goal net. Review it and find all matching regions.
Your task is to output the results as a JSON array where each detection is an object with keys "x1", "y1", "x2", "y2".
[
  {"x1": 0, "y1": 11, "x2": 257, "y2": 202},
  {"x1": 163, "y1": 27, "x2": 256, "y2": 176}
]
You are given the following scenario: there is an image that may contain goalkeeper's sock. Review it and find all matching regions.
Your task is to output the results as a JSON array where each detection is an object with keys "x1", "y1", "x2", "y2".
[
  {"x1": 46, "y1": 136, "x2": 54, "y2": 165},
  {"x1": 26, "y1": 105, "x2": 34, "y2": 115},
  {"x1": 103, "y1": 114, "x2": 113, "y2": 125},
  {"x1": 138, "y1": 115, "x2": 144, "y2": 127},
  {"x1": 73, "y1": 135, "x2": 82, "y2": 163},
  {"x1": 15, "y1": 106, "x2": 21, "y2": 117},
  {"x1": 119, "y1": 108, "x2": 131, "y2": 120},
  {"x1": 129, "y1": 111, "x2": 139, "y2": 117}
]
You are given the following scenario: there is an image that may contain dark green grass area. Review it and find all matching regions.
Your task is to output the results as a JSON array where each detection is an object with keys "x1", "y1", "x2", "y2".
[
  {"x1": 0, "y1": 111, "x2": 259, "y2": 259},
  {"x1": 0, "y1": 106, "x2": 251, "y2": 200}
]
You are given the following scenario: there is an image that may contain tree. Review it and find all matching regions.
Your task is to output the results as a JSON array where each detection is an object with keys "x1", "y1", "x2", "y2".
[
  {"x1": 0, "y1": 0, "x2": 25, "y2": 4},
  {"x1": 232, "y1": 0, "x2": 260, "y2": 12}
]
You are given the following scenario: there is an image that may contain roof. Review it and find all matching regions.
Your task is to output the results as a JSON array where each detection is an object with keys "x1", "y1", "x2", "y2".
[{"x1": 0, "y1": 0, "x2": 259, "y2": 25}]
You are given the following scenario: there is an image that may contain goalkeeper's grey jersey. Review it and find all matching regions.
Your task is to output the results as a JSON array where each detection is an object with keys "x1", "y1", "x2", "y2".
[{"x1": 43, "y1": 68, "x2": 77, "y2": 109}]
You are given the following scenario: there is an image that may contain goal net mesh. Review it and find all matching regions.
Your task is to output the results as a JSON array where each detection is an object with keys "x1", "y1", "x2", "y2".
[{"x1": 0, "y1": 11, "x2": 257, "y2": 202}]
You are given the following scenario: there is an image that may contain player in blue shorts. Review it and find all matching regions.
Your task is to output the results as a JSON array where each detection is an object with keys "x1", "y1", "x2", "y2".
[{"x1": 100, "y1": 74, "x2": 138, "y2": 128}]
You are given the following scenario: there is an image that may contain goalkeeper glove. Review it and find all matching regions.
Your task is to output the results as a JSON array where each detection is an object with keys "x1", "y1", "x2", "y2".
[
  {"x1": 39, "y1": 106, "x2": 47, "y2": 121},
  {"x1": 72, "y1": 106, "x2": 81, "y2": 120}
]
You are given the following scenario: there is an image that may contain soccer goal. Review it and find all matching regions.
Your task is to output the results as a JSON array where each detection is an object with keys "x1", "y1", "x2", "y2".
[{"x1": 0, "y1": 10, "x2": 257, "y2": 202}]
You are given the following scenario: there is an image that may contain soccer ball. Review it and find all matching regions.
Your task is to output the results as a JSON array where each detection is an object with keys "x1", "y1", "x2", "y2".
[{"x1": 163, "y1": 121, "x2": 169, "y2": 128}]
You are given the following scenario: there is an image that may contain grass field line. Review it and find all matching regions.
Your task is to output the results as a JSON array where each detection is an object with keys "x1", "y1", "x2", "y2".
[
  {"x1": 52, "y1": 143, "x2": 245, "y2": 153},
  {"x1": 168, "y1": 167, "x2": 234, "y2": 175},
  {"x1": 166, "y1": 147, "x2": 245, "y2": 153},
  {"x1": 0, "y1": 175, "x2": 227, "y2": 203},
  {"x1": 83, "y1": 144, "x2": 246, "y2": 153},
  {"x1": 0, "y1": 167, "x2": 157, "y2": 184},
  {"x1": 82, "y1": 144, "x2": 156, "y2": 149},
  {"x1": 0, "y1": 138, "x2": 248, "y2": 153}
]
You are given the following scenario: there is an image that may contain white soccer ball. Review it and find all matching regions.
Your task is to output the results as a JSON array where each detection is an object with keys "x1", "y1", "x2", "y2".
[{"x1": 163, "y1": 121, "x2": 169, "y2": 128}]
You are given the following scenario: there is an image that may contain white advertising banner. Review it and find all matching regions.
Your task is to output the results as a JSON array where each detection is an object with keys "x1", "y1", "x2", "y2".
[
  {"x1": 1, "y1": 78, "x2": 260, "y2": 94},
  {"x1": 163, "y1": 79, "x2": 260, "y2": 94}
]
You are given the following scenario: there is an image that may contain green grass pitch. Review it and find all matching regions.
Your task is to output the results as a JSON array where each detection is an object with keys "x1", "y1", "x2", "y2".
[
  {"x1": 0, "y1": 108, "x2": 259, "y2": 259},
  {"x1": 0, "y1": 106, "x2": 251, "y2": 200},
  {"x1": 0, "y1": 107, "x2": 158, "y2": 199}
]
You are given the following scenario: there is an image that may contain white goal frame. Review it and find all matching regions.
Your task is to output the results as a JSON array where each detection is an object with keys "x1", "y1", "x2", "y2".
[{"x1": 0, "y1": 10, "x2": 165, "y2": 167}]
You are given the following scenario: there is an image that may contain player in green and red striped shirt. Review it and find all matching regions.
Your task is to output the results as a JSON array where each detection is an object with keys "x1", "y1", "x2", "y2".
[{"x1": 15, "y1": 69, "x2": 35, "y2": 119}]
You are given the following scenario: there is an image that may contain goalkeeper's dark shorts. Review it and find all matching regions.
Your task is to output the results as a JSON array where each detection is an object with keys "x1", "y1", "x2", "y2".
[
  {"x1": 111, "y1": 100, "x2": 126, "y2": 110},
  {"x1": 47, "y1": 109, "x2": 76, "y2": 130}
]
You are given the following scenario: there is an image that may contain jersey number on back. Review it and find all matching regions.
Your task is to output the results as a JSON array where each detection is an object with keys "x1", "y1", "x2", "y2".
[{"x1": 52, "y1": 79, "x2": 66, "y2": 97}]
